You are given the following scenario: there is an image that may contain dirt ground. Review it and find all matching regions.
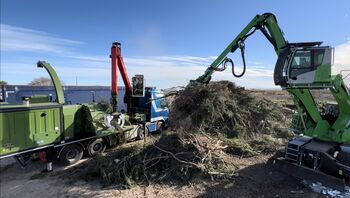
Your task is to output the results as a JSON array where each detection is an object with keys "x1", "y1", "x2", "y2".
[{"x1": 0, "y1": 148, "x2": 324, "y2": 198}]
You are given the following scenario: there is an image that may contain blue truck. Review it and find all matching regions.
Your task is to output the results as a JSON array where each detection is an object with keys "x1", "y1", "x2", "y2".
[{"x1": 133, "y1": 87, "x2": 169, "y2": 135}]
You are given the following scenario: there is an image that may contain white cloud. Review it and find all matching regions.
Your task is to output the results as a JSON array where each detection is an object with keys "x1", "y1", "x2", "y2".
[
  {"x1": 67, "y1": 54, "x2": 217, "y2": 67},
  {"x1": 2, "y1": 24, "x2": 349, "y2": 89},
  {"x1": 1, "y1": 54, "x2": 275, "y2": 89},
  {"x1": 0, "y1": 24, "x2": 277, "y2": 88},
  {"x1": 248, "y1": 61, "x2": 264, "y2": 65},
  {"x1": 0, "y1": 24, "x2": 278, "y2": 89},
  {"x1": 62, "y1": 46, "x2": 350, "y2": 89},
  {"x1": 63, "y1": 54, "x2": 275, "y2": 88},
  {"x1": 65, "y1": 55, "x2": 108, "y2": 62},
  {"x1": 0, "y1": 24, "x2": 83, "y2": 53},
  {"x1": 60, "y1": 55, "x2": 219, "y2": 87},
  {"x1": 333, "y1": 41, "x2": 350, "y2": 85},
  {"x1": 5, "y1": 45, "x2": 345, "y2": 89},
  {"x1": 211, "y1": 67, "x2": 275, "y2": 89}
]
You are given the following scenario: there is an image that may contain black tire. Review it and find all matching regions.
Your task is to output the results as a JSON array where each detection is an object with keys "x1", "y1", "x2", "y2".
[
  {"x1": 87, "y1": 138, "x2": 106, "y2": 156},
  {"x1": 59, "y1": 144, "x2": 83, "y2": 166},
  {"x1": 137, "y1": 126, "x2": 149, "y2": 140}
]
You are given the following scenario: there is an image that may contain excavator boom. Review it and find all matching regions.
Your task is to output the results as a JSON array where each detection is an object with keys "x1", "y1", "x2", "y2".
[{"x1": 192, "y1": 13, "x2": 287, "y2": 85}]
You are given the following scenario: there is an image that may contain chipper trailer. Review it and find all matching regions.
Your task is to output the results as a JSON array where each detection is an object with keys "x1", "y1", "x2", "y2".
[
  {"x1": 0, "y1": 43, "x2": 169, "y2": 169},
  {"x1": 191, "y1": 13, "x2": 350, "y2": 188}
]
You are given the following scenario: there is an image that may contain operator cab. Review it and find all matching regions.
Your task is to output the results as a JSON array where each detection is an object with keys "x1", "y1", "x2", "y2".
[{"x1": 274, "y1": 42, "x2": 333, "y2": 87}]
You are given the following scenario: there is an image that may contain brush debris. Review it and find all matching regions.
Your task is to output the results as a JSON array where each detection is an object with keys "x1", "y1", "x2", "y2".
[{"x1": 80, "y1": 81, "x2": 293, "y2": 186}]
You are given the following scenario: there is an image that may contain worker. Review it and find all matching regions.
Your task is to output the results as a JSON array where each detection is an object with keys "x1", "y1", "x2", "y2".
[{"x1": 41, "y1": 148, "x2": 54, "y2": 173}]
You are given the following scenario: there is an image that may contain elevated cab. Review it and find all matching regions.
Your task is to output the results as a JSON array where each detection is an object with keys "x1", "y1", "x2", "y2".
[{"x1": 274, "y1": 42, "x2": 333, "y2": 88}]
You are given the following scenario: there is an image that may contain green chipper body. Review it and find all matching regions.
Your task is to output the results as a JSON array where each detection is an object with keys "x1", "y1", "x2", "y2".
[
  {"x1": 0, "y1": 104, "x2": 61, "y2": 155},
  {"x1": 0, "y1": 61, "x2": 117, "y2": 163},
  {"x1": 0, "y1": 103, "x2": 93, "y2": 156}
]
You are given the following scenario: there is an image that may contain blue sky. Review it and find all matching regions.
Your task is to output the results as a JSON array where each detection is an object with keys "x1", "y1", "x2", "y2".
[{"x1": 1, "y1": 0, "x2": 349, "y2": 89}]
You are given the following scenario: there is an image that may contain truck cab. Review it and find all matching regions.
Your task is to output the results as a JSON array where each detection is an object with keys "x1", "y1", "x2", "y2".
[{"x1": 131, "y1": 87, "x2": 169, "y2": 133}]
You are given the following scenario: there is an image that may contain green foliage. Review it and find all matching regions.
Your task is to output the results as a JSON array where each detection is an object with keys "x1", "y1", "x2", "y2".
[
  {"x1": 0, "y1": 81, "x2": 8, "y2": 86},
  {"x1": 171, "y1": 81, "x2": 287, "y2": 139},
  {"x1": 74, "y1": 105, "x2": 96, "y2": 138},
  {"x1": 224, "y1": 138, "x2": 257, "y2": 156},
  {"x1": 81, "y1": 133, "x2": 203, "y2": 187},
  {"x1": 28, "y1": 77, "x2": 53, "y2": 86}
]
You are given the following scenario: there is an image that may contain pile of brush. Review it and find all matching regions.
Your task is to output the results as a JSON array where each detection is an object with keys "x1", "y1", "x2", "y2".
[
  {"x1": 170, "y1": 81, "x2": 292, "y2": 155},
  {"x1": 79, "y1": 81, "x2": 293, "y2": 187}
]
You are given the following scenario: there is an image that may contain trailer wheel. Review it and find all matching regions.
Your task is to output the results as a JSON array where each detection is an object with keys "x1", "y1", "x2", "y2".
[
  {"x1": 137, "y1": 126, "x2": 149, "y2": 140},
  {"x1": 59, "y1": 144, "x2": 83, "y2": 165},
  {"x1": 157, "y1": 121, "x2": 165, "y2": 133},
  {"x1": 87, "y1": 138, "x2": 106, "y2": 156}
]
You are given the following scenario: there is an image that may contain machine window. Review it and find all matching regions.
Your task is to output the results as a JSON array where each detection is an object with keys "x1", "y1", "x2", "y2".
[
  {"x1": 313, "y1": 49, "x2": 325, "y2": 67},
  {"x1": 160, "y1": 98, "x2": 168, "y2": 108},
  {"x1": 291, "y1": 50, "x2": 311, "y2": 69}
]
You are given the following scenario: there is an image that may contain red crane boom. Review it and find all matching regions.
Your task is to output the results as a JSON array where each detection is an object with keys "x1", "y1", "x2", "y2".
[{"x1": 110, "y1": 42, "x2": 132, "y2": 113}]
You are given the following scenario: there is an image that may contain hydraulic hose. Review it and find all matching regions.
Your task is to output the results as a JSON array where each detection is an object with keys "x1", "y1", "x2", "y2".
[
  {"x1": 215, "y1": 60, "x2": 227, "y2": 71},
  {"x1": 231, "y1": 41, "x2": 246, "y2": 78}
]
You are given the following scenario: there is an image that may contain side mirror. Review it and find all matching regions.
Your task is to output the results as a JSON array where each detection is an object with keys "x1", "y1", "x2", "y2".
[{"x1": 132, "y1": 75, "x2": 145, "y2": 97}]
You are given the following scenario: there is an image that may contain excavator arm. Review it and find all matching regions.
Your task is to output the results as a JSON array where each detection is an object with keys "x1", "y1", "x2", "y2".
[
  {"x1": 192, "y1": 13, "x2": 287, "y2": 85},
  {"x1": 191, "y1": 12, "x2": 350, "y2": 144}
]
